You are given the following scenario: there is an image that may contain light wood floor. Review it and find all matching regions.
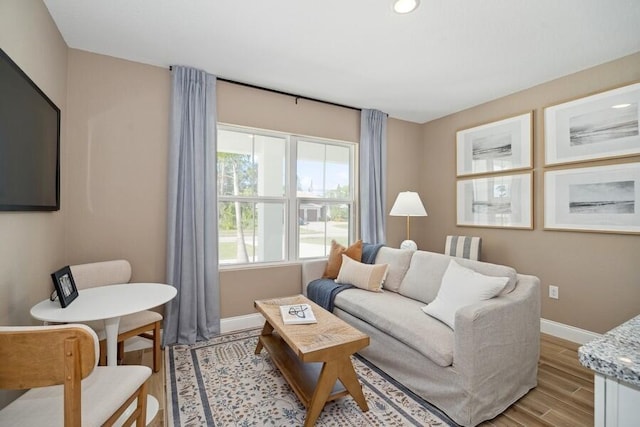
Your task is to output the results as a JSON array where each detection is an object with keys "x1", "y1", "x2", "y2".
[{"x1": 125, "y1": 333, "x2": 594, "y2": 427}]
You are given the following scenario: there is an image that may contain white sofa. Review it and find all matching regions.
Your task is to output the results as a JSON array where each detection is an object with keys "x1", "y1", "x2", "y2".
[{"x1": 302, "y1": 247, "x2": 540, "y2": 426}]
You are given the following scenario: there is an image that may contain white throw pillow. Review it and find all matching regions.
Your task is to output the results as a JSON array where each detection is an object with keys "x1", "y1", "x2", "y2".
[
  {"x1": 421, "y1": 260, "x2": 509, "y2": 329},
  {"x1": 335, "y1": 254, "x2": 388, "y2": 292}
]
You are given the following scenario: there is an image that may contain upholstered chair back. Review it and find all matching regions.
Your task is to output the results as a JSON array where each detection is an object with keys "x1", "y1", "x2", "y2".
[{"x1": 70, "y1": 260, "x2": 132, "y2": 290}]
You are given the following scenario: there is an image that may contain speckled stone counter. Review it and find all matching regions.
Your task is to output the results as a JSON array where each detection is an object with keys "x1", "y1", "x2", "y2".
[{"x1": 578, "y1": 314, "x2": 640, "y2": 388}]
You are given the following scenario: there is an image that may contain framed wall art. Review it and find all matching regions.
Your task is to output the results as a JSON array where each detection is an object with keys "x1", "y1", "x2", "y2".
[
  {"x1": 544, "y1": 162, "x2": 640, "y2": 234},
  {"x1": 50, "y1": 265, "x2": 78, "y2": 308},
  {"x1": 544, "y1": 82, "x2": 640, "y2": 166},
  {"x1": 457, "y1": 172, "x2": 533, "y2": 229},
  {"x1": 456, "y1": 112, "x2": 532, "y2": 177}
]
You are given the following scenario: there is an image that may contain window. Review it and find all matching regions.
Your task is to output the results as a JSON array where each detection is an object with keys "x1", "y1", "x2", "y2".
[{"x1": 217, "y1": 125, "x2": 355, "y2": 265}]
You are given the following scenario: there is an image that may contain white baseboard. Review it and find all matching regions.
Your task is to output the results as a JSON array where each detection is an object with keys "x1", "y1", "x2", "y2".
[
  {"x1": 541, "y1": 318, "x2": 601, "y2": 344},
  {"x1": 221, "y1": 313, "x2": 265, "y2": 334}
]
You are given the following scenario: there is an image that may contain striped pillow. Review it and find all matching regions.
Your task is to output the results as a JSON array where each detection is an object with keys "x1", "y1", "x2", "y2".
[{"x1": 445, "y1": 236, "x2": 481, "y2": 260}]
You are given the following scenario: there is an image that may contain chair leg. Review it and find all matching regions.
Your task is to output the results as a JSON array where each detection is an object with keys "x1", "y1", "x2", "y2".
[
  {"x1": 152, "y1": 321, "x2": 160, "y2": 373},
  {"x1": 99, "y1": 340, "x2": 107, "y2": 366},
  {"x1": 118, "y1": 341, "x2": 125, "y2": 364}
]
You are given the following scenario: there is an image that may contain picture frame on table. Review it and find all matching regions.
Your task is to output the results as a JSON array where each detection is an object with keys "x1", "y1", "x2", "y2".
[
  {"x1": 457, "y1": 172, "x2": 533, "y2": 229},
  {"x1": 51, "y1": 266, "x2": 78, "y2": 308},
  {"x1": 544, "y1": 82, "x2": 640, "y2": 166},
  {"x1": 544, "y1": 162, "x2": 640, "y2": 234},
  {"x1": 456, "y1": 112, "x2": 532, "y2": 177}
]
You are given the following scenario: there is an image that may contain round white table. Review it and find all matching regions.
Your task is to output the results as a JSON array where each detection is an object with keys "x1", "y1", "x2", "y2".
[{"x1": 30, "y1": 283, "x2": 177, "y2": 425}]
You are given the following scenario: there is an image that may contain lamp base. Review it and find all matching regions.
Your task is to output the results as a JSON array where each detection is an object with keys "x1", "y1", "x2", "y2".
[{"x1": 400, "y1": 240, "x2": 418, "y2": 251}]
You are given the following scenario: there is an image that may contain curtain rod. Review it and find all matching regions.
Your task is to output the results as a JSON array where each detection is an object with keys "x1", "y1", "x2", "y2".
[{"x1": 169, "y1": 66, "x2": 360, "y2": 112}]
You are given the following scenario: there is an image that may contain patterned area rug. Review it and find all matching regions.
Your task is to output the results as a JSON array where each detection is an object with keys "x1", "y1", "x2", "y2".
[{"x1": 166, "y1": 328, "x2": 457, "y2": 426}]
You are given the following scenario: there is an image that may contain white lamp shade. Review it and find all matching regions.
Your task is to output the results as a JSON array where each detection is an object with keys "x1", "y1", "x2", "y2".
[{"x1": 389, "y1": 191, "x2": 427, "y2": 216}]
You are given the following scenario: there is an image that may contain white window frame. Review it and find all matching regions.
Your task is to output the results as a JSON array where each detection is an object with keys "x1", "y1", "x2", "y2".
[{"x1": 217, "y1": 123, "x2": 356, "y2": 266}]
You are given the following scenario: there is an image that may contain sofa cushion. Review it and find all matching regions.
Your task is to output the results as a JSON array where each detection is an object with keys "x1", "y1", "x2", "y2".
[
  {"x1": 398, "y1": 250, "x2": 519, "y2": 304},
  {"x1": 398, "y1": 251, "x2": 452, "y2": 304},
  {"x1": 323, "y1": 240, "x2": 362, "y2": 279},
  {"x1": 336, "y1": 255, "x2": 388, "y2": 292},
  {"x1": 334, "y1": 289, "x2": 454, "y2": 367},
  {"x1": 374, "y1": 247, "x2": 413, "y2": 292},
  {"x1": 422, "y1": 260, "x2": 509, "y2": 329}
]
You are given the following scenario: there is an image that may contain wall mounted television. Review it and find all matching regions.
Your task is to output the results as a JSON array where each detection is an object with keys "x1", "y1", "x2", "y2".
[{"x1": 0, "y1": 48, "x2": 60, "y2": 211}]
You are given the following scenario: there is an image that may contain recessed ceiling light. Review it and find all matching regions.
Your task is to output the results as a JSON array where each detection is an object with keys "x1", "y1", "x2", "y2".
[
  {"x1": 612, "y1": 103, "x2": 631, "y2": 109},
  {"x1": 393, "y1": 0, "x2": 420, "y2": 14}
]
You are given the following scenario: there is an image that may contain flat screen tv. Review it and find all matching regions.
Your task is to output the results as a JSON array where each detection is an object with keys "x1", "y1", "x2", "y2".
[{"x1": 0, "y1": 48, "x2": 60, "y2": 211}]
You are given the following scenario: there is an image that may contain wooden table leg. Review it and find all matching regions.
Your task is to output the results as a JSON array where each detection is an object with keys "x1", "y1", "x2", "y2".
[
  {"x1": 304, "y1": 361, "x2": 339, "y2": 427},
  {"x1": 255, "y1": 321, "x2": 274, "y2": 355},
  {"x1": 337, "y1": 357, "x2": 369, "y2": 411}
]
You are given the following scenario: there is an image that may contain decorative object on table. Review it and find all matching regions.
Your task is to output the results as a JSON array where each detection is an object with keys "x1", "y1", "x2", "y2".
[
  {"x1": 389, "y1": 191, "x2": 427, "y2": 250},
  {"x1": 456, "y1": 112, "x2": 533, "y2": 176},
  {"x1": 70, "y1": 260, "x2": 164, "y2": 372},
  {"x1": 0, "y1": 324, "x2": 151, "y2": 426},
  {"x1": 165, "y1": 328, "x2": 454, "y2": 427},
  {"x1": 279, "y1": 303, "x2": 317, "y2": 325},
  {"x1": 544, "y1": 162, "x2": 640, "y2": 234},
  {"x1": 457, "y1": 172, "x2": 533, "y2": 229},
  {"x1": 445, "y1": 235, "x2": 482, "y2": 260},
  {"x1": 544, "y1": 82, "x2": 640, "y2": 166},
  {"x1": 50, "y1": 265, "x2": 78, "y2": 308}
]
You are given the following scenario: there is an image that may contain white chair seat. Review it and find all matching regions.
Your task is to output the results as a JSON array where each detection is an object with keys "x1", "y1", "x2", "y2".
[
  {"x1": 85, "y1": 310, "x2": 162, "y2": 340},
  {"x1": 0, "y1": 365, "x2": 151, "y2": 427}
]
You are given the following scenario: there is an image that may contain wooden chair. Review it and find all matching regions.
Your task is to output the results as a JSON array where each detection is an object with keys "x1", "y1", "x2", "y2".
[
  {"x1": 445, "y1": 235, "x2": 482, "y2": 260},
  {"x1": 70, "y1": 260, "x2": 163, "y2": 372},
  {"x1": 0, "y1": 324, "x2": 151, "y2": 426}
]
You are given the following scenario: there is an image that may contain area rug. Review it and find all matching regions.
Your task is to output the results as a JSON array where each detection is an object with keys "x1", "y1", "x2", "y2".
[{"x1": 165, "y1": 328, "x2": 457, "y2": 426}]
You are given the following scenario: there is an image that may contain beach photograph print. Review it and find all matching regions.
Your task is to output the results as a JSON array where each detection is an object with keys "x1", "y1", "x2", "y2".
[
  {"x1": 457, "y1": 113, "x2": 532, "y2": 176},
  {"x1": 545, "y1": 82, "x2": 640, "y2": 165},
  {"x1": 569, "y1": 103, "x2": 638, "y2": 146},
  {"x1": 457, "y1": 172, "x2": 532, "y2": 229},
  {"x1": 544, "y1": 162, "x2": 640, "y2": 234}
]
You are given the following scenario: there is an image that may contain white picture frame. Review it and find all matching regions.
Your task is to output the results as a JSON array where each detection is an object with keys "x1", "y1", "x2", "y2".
[
  {"x1": 456, "y1": 112, "x2": 532, "y2": 177},
  {"x1": 544, "y1": 82, "x2": 640, "y2": 166},
  {"x1": 544, "y1": 162, "x2": 640, "y2": 234},
  {"x1": 457, "y1": 172, "x2": 533, "y2": 229}
]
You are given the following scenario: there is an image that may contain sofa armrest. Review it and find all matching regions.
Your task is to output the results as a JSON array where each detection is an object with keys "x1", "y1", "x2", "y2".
[
  {"x1": 301, "y1": 259, "x2": 328, "y2": 296},
  {"x1": 453, "y1": 274, "x2": 540, "y2": 391}
]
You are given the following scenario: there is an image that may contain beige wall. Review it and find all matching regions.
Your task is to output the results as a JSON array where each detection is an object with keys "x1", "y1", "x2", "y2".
[
  {"x1": 65, "y1": 50, "x2": 170, "y2": 281},
  {"x1": 420, "y1": 52, "x2": 640, "y2": 334},
  {"x1": 0, "y1": 0, "x2": 68, "y2": 409},
  {"x1": 0, "y1": 0, "x2": 67, "y2": 324}
]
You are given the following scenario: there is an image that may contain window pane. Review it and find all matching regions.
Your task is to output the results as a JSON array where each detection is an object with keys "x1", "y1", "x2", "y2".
[
  {"x1": 217, "y1": 130, "x2": 285, "y2": 197},
  {"x1": 219, "y1": 201, "x2": 285, "y2": 264},
  {"x1": 297, "y1": 141, "x2": 350, "y2": 199},
  {"x1": 298, "y1": 203, "x2": 350, "y2": 259}
]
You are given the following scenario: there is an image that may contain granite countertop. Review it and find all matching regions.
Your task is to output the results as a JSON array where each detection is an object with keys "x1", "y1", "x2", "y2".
[{"x1": 578, "y1": 314, "x2": 640, "y2": 388}]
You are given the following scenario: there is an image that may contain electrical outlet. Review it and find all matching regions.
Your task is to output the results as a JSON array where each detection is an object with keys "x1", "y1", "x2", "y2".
[{"x1": 549, "y1": 285, "x2": 559, "y2": 299}]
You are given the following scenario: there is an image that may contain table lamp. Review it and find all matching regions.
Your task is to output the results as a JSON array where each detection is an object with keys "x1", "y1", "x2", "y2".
[{"x1": 389, "y1": 191, "x2": 427, "y2": 251}]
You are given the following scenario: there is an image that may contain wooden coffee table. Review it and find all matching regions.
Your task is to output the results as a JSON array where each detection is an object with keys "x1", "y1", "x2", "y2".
[{"x1": 254, "y1": 294, "x2": 370, "y2": 427}]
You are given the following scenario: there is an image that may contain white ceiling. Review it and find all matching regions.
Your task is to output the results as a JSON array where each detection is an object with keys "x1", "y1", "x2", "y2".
[{"x1": 43, "y1": 0, "x2": 640, "y2": 124}]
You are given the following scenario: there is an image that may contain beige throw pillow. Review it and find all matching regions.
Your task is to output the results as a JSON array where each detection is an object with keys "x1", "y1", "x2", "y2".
[
  {"x1": 422, "y1": 260, "x2": 508, "y2": 329},
  {"x1": 335, "y1": 254, "x2": 388, "y2": 292}
]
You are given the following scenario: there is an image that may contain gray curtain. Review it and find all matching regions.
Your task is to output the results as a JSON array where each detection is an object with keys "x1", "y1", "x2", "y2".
[
  {"x1": 360, "y1": 109, "x2": 387, "y2": 244},
  {"x1": 163, "y1": 66, "x2": 220, "y2": 345}
]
